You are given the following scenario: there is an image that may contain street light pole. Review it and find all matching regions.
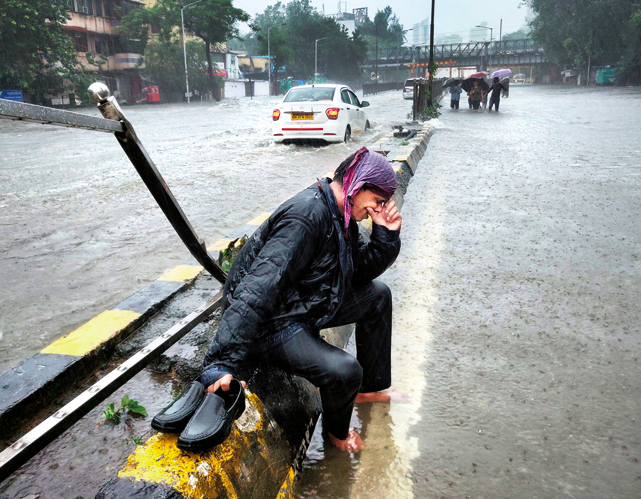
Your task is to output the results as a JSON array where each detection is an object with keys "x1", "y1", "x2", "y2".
[
  {"x1": 267, "y1": 23, "x2": 287, "y2": 96},
  {"x1": 315, "y1": 37, "x2": 327, "y2": 82},
  {"x1": 475, "y1": 25, "x2": 493, "y2": 72},
  {"x1": 182, "y1": 0, "x2": 204, "y2": 104}
]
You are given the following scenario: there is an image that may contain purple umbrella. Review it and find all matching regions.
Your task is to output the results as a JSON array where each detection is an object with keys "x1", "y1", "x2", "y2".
[{"x1": 490, "y1": 69, "x2": 512, "y2": 79}]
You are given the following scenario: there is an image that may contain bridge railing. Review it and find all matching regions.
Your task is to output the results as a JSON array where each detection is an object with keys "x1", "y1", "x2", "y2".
[{"x1": 366, "y1": 39, "x2": 542, "y2": 64}]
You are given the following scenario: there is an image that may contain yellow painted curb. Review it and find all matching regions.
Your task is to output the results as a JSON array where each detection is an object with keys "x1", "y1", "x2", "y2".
[
  {"x1": 247, "y1": 212, "x2": 271, "y2": 226},
  {"x1": 41, "y1": 309, "x2": 141, "y2": 356},
  {"x1": 276, "y1": 467, "x2": 296, "y2": 499},
  {"x1": 157, "y1": 265, "x2": 204, "y2": 283},
  {"x1": 118, "y1": 391, "x2": 292, "y2": 499},
  {"x1": 207, "y1": 238, "x2": 233, "y2": 252}
]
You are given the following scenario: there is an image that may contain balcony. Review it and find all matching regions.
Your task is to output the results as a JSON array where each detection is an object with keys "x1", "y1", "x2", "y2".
[{"x1": 76, "y1": 53, "x2": 143, "y2": 71}]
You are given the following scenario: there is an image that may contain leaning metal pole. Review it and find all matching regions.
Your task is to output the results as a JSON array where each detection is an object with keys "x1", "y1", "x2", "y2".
[{"x1": 86, "y1": 82, "x2": 227, "y2": 283}]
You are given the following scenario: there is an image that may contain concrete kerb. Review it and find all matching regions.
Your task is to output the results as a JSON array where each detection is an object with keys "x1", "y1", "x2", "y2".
[{"x1": 95, "y1": 122, "x2": 437, "y2": 499}]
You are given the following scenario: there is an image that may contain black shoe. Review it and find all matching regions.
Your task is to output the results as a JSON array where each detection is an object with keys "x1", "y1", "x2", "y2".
[
  {"x1": 177, "y1": 378, "x2": 245, "y2": 451},
  {"x1": 151, "y1": 381, "x2": 205, "y2": 434}
]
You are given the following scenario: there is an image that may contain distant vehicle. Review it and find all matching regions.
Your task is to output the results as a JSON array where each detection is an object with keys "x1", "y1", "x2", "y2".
[
  {"x1": 402, "y1": 78, "x2": 419, "y2": 100},
  {"x1": 272, "y1": 84, "x2": 370, "y2": 144},
  {"x1": 513, "y1": 73, "x2": 526, "y2": 83}
]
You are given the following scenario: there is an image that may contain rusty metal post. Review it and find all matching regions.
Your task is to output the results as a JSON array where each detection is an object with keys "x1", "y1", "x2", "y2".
[{"x1": 87, "y1": 83, "x2": 227, "y2": 284}]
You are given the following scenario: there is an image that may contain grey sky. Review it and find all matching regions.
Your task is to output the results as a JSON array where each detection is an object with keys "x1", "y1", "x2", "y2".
[{"x1": 232, "y1": 0, "x2": 530, "y2": 41}]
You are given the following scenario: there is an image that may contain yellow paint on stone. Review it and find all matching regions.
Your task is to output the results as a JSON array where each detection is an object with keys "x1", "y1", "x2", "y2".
[
  {"x1": 208, "y1": 239, "x2": 233, "y2": 252},
  {"x1": 118, "y1": 392, "x2": 273, "y2": 499},
  {"x1": 158, "y1": 265, "x2": 203, "y2": 282},
  {"x1": 276, "y1": 467, "x2": 296, "y2": 499},
  {"x1": 247, "y1": 212, "x2": 271, "y2": 226},
  {"x1": 41, "y1": 309, "x2": 140, "y2": 356}
]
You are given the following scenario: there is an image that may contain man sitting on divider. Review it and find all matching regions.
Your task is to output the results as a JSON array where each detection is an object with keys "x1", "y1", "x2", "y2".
[{"x1": 152, "y1": 146, "x2": 403, "y2": 452}]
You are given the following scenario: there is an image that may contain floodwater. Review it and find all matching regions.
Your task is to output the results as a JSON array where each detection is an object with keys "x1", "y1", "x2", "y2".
[
  {"x1": 295, "y1": 86, "x2": 641, "y2": 498},
  {"x1": 0, "y1": 91, "x2": 405, "y2": 375},
  {"x1": 0, "y1": 85, "x2": 640, "y2": 499}
]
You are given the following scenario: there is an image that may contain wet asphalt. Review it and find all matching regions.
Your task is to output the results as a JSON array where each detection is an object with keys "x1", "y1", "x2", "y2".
[{"x1": 0, "y1": 85, "x2": 640, "y2": 498}]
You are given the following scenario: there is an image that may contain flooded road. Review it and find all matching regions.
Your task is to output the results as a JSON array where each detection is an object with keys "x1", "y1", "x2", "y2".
[
  {"x1": 1, "y1": 84, "x2": 640, "y2": 499},
  {"x1": 295, "y1": 85, "x2": 641, "y2": 498},
  {"x1": 0, "y1": 91, "x2": 406, "y2": 375}
]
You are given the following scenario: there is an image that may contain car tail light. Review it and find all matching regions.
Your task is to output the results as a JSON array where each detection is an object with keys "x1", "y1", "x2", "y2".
[
  {"x1": 273, "y1": 109, "x2": 281, "y2": 121},
  {"x1": 326, "y1": 108, "x2": 340, "y2": 120}
]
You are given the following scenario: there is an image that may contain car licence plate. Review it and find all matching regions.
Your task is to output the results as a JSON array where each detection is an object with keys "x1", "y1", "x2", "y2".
[{"x1": 291, "y1": 113, "x2": 314, "y2": 120}]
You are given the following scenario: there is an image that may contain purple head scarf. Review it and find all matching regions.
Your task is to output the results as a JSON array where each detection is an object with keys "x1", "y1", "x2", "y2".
[{"x1": 342, "y1": 146, "x2": 397, "y2": 233}]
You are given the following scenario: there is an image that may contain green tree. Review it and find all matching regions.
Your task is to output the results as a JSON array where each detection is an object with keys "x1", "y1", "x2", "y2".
[
  {"x1": 119, "y1": 0, "x2": 248, "y2": 101},
  {"x1": 256, "y1": 23, "x2": 293, "y2": 92},
  {"x1": 261, "y1": 0, "x2": 367, "y2": 83},
  {"x1": 358, "y1": 6, "x2": 405, "y2": 50},
  {"x1": 0, "y1": 0, "x2": 89, "y2": 103},
  {"x1": 529, "y1": 0, "x2": 641, "y2": 83},
  {"x1": 144, "y1": 39, "x2": 210, "y2": 96}
]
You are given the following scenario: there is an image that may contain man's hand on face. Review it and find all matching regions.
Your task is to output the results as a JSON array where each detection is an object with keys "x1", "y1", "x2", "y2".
[
  {"x1": 367, "y1": 199, "x2": 402, "y2": 231},
  {"x1": 206, "y1": 373, "x2": 247, "y2": 393}
]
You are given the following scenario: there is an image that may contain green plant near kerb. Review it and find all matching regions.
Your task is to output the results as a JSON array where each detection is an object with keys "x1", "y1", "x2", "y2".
[{"x1": 102, "y1": 395, "x2": 147, "y2": 425}]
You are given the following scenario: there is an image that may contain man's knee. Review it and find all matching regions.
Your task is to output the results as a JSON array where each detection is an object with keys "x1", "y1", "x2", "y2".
[{"x1": 326, "y1": 354, "x2": 363, "y2": 390}]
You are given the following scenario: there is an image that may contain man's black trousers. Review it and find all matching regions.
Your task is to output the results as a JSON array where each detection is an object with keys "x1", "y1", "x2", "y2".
[{"x1": 262, "y1": 279, "x2": 393, "y2": 440}]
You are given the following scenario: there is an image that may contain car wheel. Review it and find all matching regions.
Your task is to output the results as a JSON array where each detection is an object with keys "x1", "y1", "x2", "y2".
[
  {"x1": 364, "y1": 120, "x2": 370, "y2": 131},
  {"x1": 344, "y1": 126, "x2": 351, "y2": 143}
]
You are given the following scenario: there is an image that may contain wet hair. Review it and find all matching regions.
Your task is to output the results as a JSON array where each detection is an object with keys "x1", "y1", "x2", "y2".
[
  {"x1": 494, "y1": 77, "x2": 499, "y2": 83},
  {"x1": 333, "y1": 150, "x2": 359, "y2": 185}
]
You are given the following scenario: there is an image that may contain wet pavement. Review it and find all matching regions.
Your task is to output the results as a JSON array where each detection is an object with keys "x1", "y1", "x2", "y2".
[
  {"x1": 1, "y1": 85, "x2": 641, "y2": 498},
  {"x1": 295, "y1": 85, "x2": 641, "y2": 498},
  {"x1": 0, "y1": 91, "x2": 405, "y2": 376}
]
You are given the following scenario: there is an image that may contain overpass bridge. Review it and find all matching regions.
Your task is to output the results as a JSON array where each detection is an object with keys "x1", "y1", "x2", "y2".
[{"x1": 363, "y1": 39, "x2": 546, "y2": 75}]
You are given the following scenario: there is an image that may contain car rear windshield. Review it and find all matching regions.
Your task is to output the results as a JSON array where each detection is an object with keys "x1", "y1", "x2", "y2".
[
  {"x1": 284, "y1": 87, "x2": 336, "y2": 102},
  {"x1": 404, "y1": 79, "x2": 415, "y2": 87}
]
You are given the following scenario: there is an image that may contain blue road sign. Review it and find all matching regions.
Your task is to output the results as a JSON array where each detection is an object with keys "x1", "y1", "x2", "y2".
[{"x1": 0, "y1": 90, "x2": 24, "y2": 102}]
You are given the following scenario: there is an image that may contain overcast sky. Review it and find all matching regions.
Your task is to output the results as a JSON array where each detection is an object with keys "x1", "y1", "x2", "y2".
[{"x1": 232, "y1": 0, "x2": 530, "y2": 41}]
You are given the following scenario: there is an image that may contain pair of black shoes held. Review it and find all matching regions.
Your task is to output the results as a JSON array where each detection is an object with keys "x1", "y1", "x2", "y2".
[{"x1": 151, "y1": 379, "x2": 245, "y2": 451}]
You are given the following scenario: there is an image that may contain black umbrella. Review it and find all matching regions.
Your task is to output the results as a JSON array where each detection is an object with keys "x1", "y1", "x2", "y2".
[
  {"x1": 443, "y1": 78, "x2": 463, "y2": 89},
  {"x1": 461, "y1": 77, "x2": 489, "y2": 93}
]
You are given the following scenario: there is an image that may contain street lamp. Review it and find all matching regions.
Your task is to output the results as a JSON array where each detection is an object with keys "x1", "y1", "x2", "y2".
[
  {"x1": 268, "y1": 23, "x2": 287, "y2": 96},
  {"x1": 475, "y1": 25, "x2": 493, "y2": 72},
  {"x1": 315, "y1": 37, "x2": 327, "y2": 82},
  {"x1": 181, "y1": 0, "x2": 204, "y2": 104}
]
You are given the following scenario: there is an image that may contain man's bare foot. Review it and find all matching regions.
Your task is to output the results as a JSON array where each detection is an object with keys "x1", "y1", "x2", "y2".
[
  {"x1": 328, "y1": 428, "x2": 364, "y2": 451},
  {"x1": 355, "y1": 388, "x2": 409, "y2": 403}
]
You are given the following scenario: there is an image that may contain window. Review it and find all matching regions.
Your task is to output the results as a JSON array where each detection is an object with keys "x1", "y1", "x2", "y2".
[
  {"x1": 348, "y1": 90, "x2": 360, "y2": 107},
  {"x1": 341, "y1": 89, "x2": 351, "y2": 104},
  {"x1": 76, "y1": 0, "x2": 93, "y2": 15},
  {"x1": 71, "y1": 32, "x2": 88, "y2": 52},
  {"x1": 93, "y1": 0, "x2": 103, "y2": 17},
  {"x1": 284, "y1": 87, "x2": 336, "y2": 102}
]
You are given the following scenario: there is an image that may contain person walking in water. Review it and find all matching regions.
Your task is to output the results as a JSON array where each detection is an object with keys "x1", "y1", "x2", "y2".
[
  {"x1": 488, "y1": 77, "x2": 508, "y2": 111},
  {"x1": 449, "y1": 84, "x2": 462, "y2": 109},
  {"x1": 469, "y1": 80, "x2": 483, "y2": 110},
  {"x1": 153, "y1": 147, "x2": 403, "y2": 452}
]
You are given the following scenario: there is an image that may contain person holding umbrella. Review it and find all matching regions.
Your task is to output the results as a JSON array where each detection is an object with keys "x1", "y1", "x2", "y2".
[
  {"x1": 487, "y1": 77, "x2": 508, "y2": 112},
  {"x1": 468, "y1": 80, "x2": 484, "y2": 110}
]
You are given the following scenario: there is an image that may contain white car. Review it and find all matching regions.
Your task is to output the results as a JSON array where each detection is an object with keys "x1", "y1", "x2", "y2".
[
  {"x1": 272, "y1": 84, "x2": 370, "y2": 144},
  {"x1": 402, "y1": 78, "x2": 418, "y2": 100}
]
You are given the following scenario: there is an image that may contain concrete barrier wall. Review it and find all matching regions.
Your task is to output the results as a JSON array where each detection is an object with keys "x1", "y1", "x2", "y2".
[{"x1": 95, "y1": 123, "x2": 437, "y2": 499}]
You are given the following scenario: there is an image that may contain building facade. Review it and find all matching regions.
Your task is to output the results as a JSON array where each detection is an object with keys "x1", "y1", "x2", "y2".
[{"x1": 61, "y1": 0, "x2": 147, "y2": 104}]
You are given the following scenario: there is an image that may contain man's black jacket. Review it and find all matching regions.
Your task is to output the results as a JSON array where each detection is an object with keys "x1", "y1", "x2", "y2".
[{"x1": 201, "y1": 177, "x2": 401, "y2": 383}]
